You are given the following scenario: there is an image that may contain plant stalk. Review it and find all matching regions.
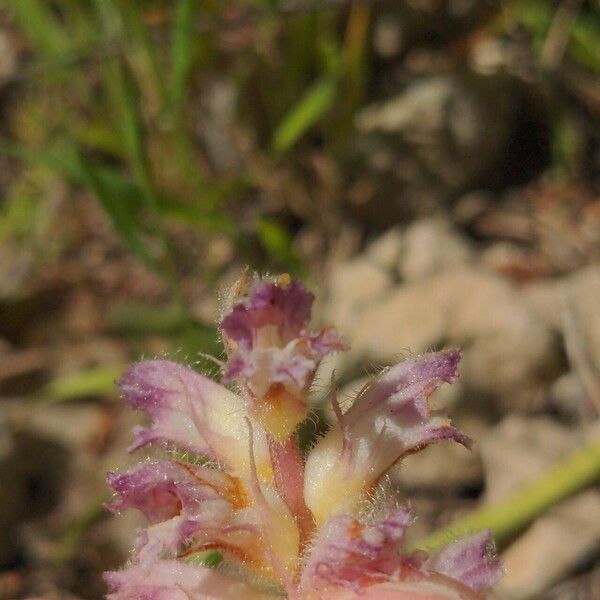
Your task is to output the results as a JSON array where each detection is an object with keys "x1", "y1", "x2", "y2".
[{"x1": 414, "y1": 431, "x2": 600, "y2": 552}]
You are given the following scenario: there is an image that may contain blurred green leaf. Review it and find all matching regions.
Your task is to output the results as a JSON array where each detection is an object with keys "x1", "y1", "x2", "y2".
[
  {"x1": 161, "y1": 199, "x2": 237, "y2": 235},
  {"x1": 0, "y1": 193, "x2": 37, "y2": 245},
  {"x1": 552, "y1": 114, "x2": 583, "y2": 176},
  {"x1": 75, "y1": 150, "x2": 162, "y2": 272},
  {"x1": 257, "y1": 216, "x2": 301, "y2": 272},
  {"x1": 186, "y1": 550, "x2": 224, "y2": 568},
  {"x1": 337, "y1": 3, "x2": 371, "y2": 130},
  {"x1": 54, "y1": 501, "x2": 107, "y2": 564},
  {"x1": 107, "y1": 301, "x2": 191, "y2": 335},
  {"x1": 116, "y1": 0, "x2": 166, "y2": 108},
  {"x1": 77, "y1": 121, "x2": 127, "y2": 159},
  {"x1": 106, "y1": 301, "x2": 222, "y2": 359},
  {"x1": 43, "y1": 366, "x2": 124, "y2": 403},
  {"x1": 60, "y1": 0, "x2": 97, "y2": 49},
  {"x1": 108, "y1": 58, "x2": 155, "y2": 199},
  {"x1": 271, "y1": 74, "x2": 338, "y2": 154},
  {"x1": 516, "y1": 1, "x2": 552, "y2": 37},
  {"x1": 1, "y1": 141, "x2": 161, "y2": 272},
  {"x1": 7, "y1": 0, "x2": 71, "y2": 57},
  {"x1": 169, "y1": 0, "x2": 200, "y2": 123},
  {"x1": 569, "y1": 14, "x2": 600, "y2": 72},
  {"x1": 515, "y1": 0, "x2": 600, "y2": 72},
  {"x1": 93, "y1": 1, "x2": 158, "y2": 206},
  {"x1": 2, "y1": 139, "x2": 235, "y2": 243},
  {"x1": 0, "y1": 141, "x2": 81, "y2": 180}
]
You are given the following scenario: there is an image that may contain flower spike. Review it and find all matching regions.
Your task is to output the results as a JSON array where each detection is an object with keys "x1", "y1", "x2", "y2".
[
  {"x1": 219, "y1": 274, "x2": 347, "y2": 441},
  {"x1": 106, "y1": 274, "x2": 501, "y2": 600}
]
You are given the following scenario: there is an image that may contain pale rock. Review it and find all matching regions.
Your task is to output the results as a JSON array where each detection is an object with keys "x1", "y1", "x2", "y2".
[
  {"x1": 482, "y1": 416, "x2": 600, "y2": 598},
  {"x1": 549, "y1": 371, "x2": 588, "y2": 419},
  {"x1": 544, "y1": 564, "x2": 600, "y2": 598},
  {"x1": 497, "y1": 491, "x2": 600, "y2": 599},
  {"x1": 2, "y1": 398, "x2": 109, "y2": 453},
  {"x1": 346, "y1": 268, "x2": 555, "y2": 403},
  {"x1": 373, "y1": 13, "x2": 403, "y2": 58},
  {"x1": 348, "y1": 277, "x2": 448, "y2": 363},
  {"x1": 480, "y1": 416, "x2": 579, "y2": 502},
  {"x1": 355, "y1": 73, "x2": 514, "y2": 194},
  {"x1": 480, "y1": 242, "x2": 529, "y2": 274},
  {"x1": 325, "y1": 257, "x2": 394, "y2": 332},
  {"x1": 394, "y1": 434, "x2": 482, "y2": 491},
  {"x1": 399, "y1": 218, "x2": 473, "y2": 281},
  {"x1": 365, "y1": 227, "x2": 403, "y2": 272},
  {"x1": 524, "y1": 266, "x2": 600, "y2": 367}
]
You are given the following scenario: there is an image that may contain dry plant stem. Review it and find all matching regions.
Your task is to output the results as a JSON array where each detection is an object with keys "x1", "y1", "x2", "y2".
[
  {"x1": 414, "y1": 432, "x2": 600, "y2": 553},
  {"x1": 541, "y1": 0, "x2": 584, "y2": 70}
]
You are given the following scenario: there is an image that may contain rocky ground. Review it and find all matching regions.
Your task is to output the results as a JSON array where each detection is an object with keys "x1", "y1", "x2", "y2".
[
  {"x1": 317, "y1": 214, "x2": 600, "y2": 598},
  {"x1": 1, "y1": 1, "x2": 600, "y2": 598}
]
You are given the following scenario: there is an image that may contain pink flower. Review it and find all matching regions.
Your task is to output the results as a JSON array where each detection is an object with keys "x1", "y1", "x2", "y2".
[
  {"x1": 105, "y1": 274, "x2": 502, "y2": 600},
  {"x1": 219, "y1": 273, "x2": 347, "y2": 440}
]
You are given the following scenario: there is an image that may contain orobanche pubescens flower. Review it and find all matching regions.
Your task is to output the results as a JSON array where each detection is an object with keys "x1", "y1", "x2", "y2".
[{"x1": 104, "y1": 273, "x2": 502, "y2": 600}]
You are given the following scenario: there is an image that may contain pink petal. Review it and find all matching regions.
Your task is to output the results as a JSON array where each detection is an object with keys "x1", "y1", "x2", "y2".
[
  {"x1": 220, "y1": 278, "x2": 314, "y2": 350},
  {"x1": 305, "y1": 350, "x2": 471, "y2": 525},
  {"x1": 119, "y1": 360, "x2": 268, "y2": 475},
  {"x1": 300, "y1": 508, "x2": 415, "y2": 593},
  {"x1": 224, "y1": 341, "x2": 320, "y2": 441},
  {"x1": 105, "y1": 460, "x2": 224, "y2": 523},
  {"x1": 134, "y1": 508, "x2": 265, "y2": 567},
  {"x1": 223, "y1": 343, "x2": 316, "y2": 396},
  {"x1": 427, "y1": 530, "x2": 502, "y2": 592},
  {"x1": 105, "y1": 459, "x2": 273, "y2": 568},
  {"x1": 309, "y1": 327, "x2": 349, "y2": 360},
  {"x1": 104, "y1": 560, "x2": 273, "y2": 600}
]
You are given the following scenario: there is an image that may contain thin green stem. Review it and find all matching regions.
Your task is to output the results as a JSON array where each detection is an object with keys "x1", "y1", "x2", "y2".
[{"x1": 414, "y1": 432, "x2": 600, "y2": 552}]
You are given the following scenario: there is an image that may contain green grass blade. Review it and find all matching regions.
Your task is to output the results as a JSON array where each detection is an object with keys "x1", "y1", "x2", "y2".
[
  {"x1": 2, "y1": 140, "x2": 159, "y2": 271},
  {"x1": 116, "y1": 0, "x2": 167, "y2": 108},
  {"x1": 43, "y1": 366, "x2": 124, "y2": 403},
  {"x1": 6, "y1": 0, "x2": 71, "y2": 57},
  {"x1": 74, "y1": 152, "x2": 161, "y2": 272},
  {"x1": 569, "y1": 13, "x2": 600, "y2": 72},
  {"x1": 92, "y1": 0, "x2": 155, "y2": 200},
  {"x1": 169, "y1": 0, "x2": 200, "y2": 124},
  {"x1": 112, "y1": 58, "x2": 153, "y2": 194},
  {"x1": 271, "y1": 74, "x2": 338, "y2": 155},
  {"x1": 0, "y1": 140, "x2": 86, "y2": 182}
]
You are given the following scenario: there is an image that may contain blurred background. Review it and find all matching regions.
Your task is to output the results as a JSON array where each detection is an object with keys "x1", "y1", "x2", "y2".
[{"x1": 0, "y1": 1, "x2": 599, "y2": 598}]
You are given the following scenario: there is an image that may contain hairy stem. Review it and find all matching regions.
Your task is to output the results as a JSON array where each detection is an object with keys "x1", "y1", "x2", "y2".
[{"x1": 269, "y1": 433, "x2": 316, "y2": 548}]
